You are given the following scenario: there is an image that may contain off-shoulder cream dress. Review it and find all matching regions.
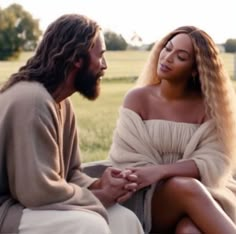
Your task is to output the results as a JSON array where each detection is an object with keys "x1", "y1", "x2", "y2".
[{"x1": 109, "y1": 107, "x2": 236, "y2": 233}]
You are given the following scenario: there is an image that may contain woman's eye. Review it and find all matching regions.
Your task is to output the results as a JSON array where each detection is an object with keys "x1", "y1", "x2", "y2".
[{"x1": 178, "y1": 56, "x2": 186, "y2": 61}]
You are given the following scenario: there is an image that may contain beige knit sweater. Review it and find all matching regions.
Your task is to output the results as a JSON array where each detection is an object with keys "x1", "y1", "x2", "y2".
[{"x1": 0, "y1": 81, "x2": 107, "y2": 233}]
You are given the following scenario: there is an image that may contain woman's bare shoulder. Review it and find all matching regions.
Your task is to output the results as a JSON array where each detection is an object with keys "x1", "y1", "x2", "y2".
[{"x1": 123, "y1": 86, "x2": 151, "y2": 114}]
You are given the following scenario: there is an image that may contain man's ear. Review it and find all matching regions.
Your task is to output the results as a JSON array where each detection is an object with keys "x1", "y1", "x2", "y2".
[{"x1": 74, "y1": 58, "x2": 83, "y2": 69}]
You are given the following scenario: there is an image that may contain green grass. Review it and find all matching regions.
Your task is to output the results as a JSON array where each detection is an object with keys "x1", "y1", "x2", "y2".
[
  {"x1": 1, "y1": 51, "x2": 235, "y2": 82},
  {"x1": 0, "y1": 52, "x2": 33, "y2": 83},
  {"x1": 104, "y1": 50, "x2": 149, "y2": 78},
  {"x1": 71, "y1": 79, "x2": 134, "y2": 162},
  {"x1": 0, "y1": 51, "x2": 149, "y2": 82}
]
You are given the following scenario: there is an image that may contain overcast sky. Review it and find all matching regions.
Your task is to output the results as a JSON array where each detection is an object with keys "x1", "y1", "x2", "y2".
[{"x1": 1, "y1": 0, "x2": 236, "y2": 44}]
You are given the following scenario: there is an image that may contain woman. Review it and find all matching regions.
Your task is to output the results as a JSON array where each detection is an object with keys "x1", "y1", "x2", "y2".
[{"x1": 109, "y1": 26, "x2": 236, "y2": 233}]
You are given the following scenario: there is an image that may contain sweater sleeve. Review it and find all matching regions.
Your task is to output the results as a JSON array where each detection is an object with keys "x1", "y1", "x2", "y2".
[
  {"x1": 179, "y1": 121, "x2": 232, "y2": 187},
  {"x1": 6, "y1": 87, "x2": 107, "y2": 220}
]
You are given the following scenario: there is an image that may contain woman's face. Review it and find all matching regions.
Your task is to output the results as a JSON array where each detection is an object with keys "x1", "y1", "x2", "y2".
[{"x1": 157, "y1": 33, "x2": 196, "y2": 82}]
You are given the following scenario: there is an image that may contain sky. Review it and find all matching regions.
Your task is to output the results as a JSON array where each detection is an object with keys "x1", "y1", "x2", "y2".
[{"x1": 1, "y1": 0, "x2": 236, "y2": 44}]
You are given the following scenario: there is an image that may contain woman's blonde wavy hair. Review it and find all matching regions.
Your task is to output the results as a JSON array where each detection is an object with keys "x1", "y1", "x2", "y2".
[
  {"x1": 137, "y1": 25, "x2": 236, "y2": 162},
  {"x1": 0, "y1": 14, "x2": 100, "y2": 94}
]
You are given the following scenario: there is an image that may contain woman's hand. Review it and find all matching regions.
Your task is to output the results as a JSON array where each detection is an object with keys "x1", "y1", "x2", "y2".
[{"x1": 127, "y1": 165, "x2": 162, "y2": 190}]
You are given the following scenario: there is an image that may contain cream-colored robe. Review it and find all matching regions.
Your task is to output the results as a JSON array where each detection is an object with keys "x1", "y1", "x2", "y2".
[
  {"x1": 109, "y1": 107, "x2": 236, "y2": 232},
  {"x1": 0, "y1": 82, "x2": 107, "y2": 233}
]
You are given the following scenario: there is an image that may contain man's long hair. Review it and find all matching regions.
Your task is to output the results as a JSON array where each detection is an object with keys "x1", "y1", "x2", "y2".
[{"x1": 0, "y1": 14, "x2": 100, "y2": 94}]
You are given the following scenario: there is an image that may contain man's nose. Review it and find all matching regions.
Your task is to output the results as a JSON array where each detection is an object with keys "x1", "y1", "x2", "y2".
[{"x1": 102, "y1": 57, "x2": 107, "y2": 70}]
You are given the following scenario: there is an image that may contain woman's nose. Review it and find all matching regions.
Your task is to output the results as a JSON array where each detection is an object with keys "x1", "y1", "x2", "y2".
[{"x1": 165, "y1": 52, "x2": 174, "y2": 63}]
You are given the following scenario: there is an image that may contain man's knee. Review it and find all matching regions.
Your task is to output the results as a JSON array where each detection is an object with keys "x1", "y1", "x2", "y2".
[
  {"x1": 107, "y1": 204, "x2": 144, "y2": 234},
  {"x1": 77, "y1": 211, "x2": 110, "y2": 234},
  {"x1": 19, "y1": 209, "x2": 110, "y2": 234},
  {"x1": 108, "y1": 203, "x2": 140, "y2": 223}
]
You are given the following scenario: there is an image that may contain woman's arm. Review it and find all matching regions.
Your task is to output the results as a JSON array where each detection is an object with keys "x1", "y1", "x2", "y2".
[{"x1": 129, "y1": 160, "x2": 200, "y2": 190}]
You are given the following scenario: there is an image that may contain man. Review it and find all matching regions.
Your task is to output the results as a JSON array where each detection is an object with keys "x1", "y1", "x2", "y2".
[{"x1": 0, "y1": 14, "x2": 144, "y2": 234}]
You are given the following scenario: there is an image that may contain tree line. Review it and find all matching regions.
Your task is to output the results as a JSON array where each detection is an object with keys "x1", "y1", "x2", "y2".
[
  {"x1": 0, "y1": 3, "x2": 236, "y2": 61},
  {"x1": 0, "y1": 4, "x2": 41, "y2": 60}
]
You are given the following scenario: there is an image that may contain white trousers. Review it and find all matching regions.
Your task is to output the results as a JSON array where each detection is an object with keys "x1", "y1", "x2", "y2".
[{"x1": 18, "y1": 204, "x2": 144, "y2": 234}]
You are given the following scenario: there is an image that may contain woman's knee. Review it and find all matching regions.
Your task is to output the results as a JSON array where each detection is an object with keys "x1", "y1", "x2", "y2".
[
  {"x1": 164, "y1": 176, "x2": 206, "y2": 199},
  {"x1": 175, "y1": 217, "x2": 202, "y2": 234}
]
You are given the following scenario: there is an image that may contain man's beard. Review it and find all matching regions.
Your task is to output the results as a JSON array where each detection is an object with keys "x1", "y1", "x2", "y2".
[{"x1": 74, "y1": 66, "x2": 102, "y2": 100}]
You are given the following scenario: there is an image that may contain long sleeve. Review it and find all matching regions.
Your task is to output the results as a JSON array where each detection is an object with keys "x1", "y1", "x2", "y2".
[
  {"x1": 62, "y1": 99, "x2": 98, "y2": 187},
  {"x1": 179, "y1": 120, "x2": 232, "y2": 187}
]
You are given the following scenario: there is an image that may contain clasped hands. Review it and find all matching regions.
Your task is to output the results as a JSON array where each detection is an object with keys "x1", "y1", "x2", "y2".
[{"x1": 90, "y1": 167, "x2": 138, "y2": 207}]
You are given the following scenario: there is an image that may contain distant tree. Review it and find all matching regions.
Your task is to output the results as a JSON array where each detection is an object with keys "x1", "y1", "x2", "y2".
[
  {"x1": 0, "y1": 4, "x2": 41, "y2": 60},
  {"x1": 104, "y1": 30, "x2": 127, "y2": 51},
  {"x1": 147, "y1": 42, "x2": 155, "y2": 51},
  {"x1": 225, "y1": 39, "x2": 236, "y2": 53}
]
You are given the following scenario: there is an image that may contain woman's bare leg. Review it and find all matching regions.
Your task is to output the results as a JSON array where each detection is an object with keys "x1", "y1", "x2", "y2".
[
  {"x1": 151, "y1": 177, "x2": 236, "y2": 234},
  {"x1": 175, "y1": 217, "x2": 201, "y2": 234}
]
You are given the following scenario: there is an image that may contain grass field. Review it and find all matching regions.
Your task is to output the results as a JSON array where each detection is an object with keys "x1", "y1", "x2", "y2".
[
  {"x1": 0, "y1": 51, "x2": 236, "y2": 162},
  {"x1": 71, "y1": 79, "x2": 134, "y2": 162},
  {"x1": 1, "y1": 51, "x2": 235, "y2": 82},
  {"x1": 0, "y1": 51, "x2": 149, "y2": 82}
]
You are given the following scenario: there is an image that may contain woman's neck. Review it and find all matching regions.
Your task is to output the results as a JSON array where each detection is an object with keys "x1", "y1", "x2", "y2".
[{"x1": 158, "y1": 80, "x2": 191, "y2": 101}]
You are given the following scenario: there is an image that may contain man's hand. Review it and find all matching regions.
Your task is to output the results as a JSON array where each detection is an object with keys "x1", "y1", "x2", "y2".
[{"x1": 111, "y1": 169, "x2": 138, "y2": 203}]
